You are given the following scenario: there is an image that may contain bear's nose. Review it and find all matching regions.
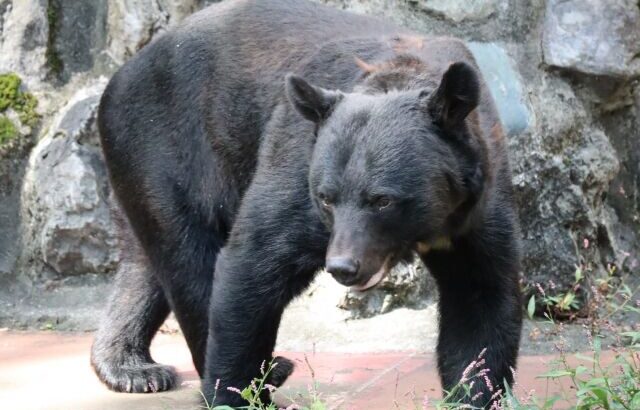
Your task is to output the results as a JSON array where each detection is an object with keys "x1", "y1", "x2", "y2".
[{"x1": 326, "y1": 257, "x2": 360, "y2": 285}]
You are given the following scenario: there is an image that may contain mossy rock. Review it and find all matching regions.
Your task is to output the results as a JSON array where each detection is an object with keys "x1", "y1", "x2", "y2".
[
  {"x1": 0, "y1": 73, "x2": 40, "y2": 131},
  {"x1": 14, "y1": 92, "x2": 39, "y2": 127},
  {"x1": 0, "y1": 73, "x2": 21, "y2": 112}
]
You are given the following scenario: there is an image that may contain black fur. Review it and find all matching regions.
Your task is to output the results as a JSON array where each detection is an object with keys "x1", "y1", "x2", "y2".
[{"x1": 92, "y1": 0, "x2": 522, "y2": 407}]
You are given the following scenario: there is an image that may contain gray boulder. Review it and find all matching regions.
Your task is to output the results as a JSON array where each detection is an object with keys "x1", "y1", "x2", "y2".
[
  {"x1": 106, "y1": 0, "x2": 204, "y2": 64},
  {"x1": 510, "y1": 73, "x2": 621, "y2": 289},
  {"x1": 20, "y1": 79, "x2": 119, "y2": 279},
  {"x1": 406, "y1": 0, "x2": 501, "y2": 23},
  {"x1": 338, "y1": 260, "x2": 434, "y2": 318},
  {"x1": 0, "y1": 0, "x2": 49, "y2": 83},
  {"x1": 46, "y1": 1, "x2": 109, "y2": 82},
  {"x1": 0, "y1": 0, "x2": 208, "y2": 84},
  {"x1": 543, "y1": 0, "x2": 640, "y2": 79},
  {"x1": 599, "y1": 85, "x2": 640, "y2": 273}
]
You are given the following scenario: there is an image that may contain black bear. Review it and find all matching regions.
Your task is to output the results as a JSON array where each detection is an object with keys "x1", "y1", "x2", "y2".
[{"x1": 91, "y1": 0, "x2": 523, "y2": 407}]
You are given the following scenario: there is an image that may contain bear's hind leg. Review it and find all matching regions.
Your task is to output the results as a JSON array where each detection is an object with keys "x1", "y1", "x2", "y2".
[
  {"x1": 154, "y1": 239, "x2": 218, "y2": 378},
  {"x1": 91, "y1": 210, "x2": 176, "y2": 393}
]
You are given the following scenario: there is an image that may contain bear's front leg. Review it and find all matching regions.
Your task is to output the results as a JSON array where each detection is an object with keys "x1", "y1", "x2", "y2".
[
  {"x1": 422, "y1": 211, "x2": 523, "y2": 408},
  {"x1": 202, "y1": 241, "x2": 319, "y2": 407}
]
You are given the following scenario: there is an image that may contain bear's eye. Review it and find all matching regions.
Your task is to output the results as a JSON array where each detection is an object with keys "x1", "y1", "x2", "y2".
[{"x1": 374, "y1": 196, "x2": 392, "y2": 210}]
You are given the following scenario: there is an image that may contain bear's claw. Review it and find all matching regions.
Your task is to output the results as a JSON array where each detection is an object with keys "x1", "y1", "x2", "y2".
[{"x1": 94, "y1": 360, "x2": 178, "y2": 393}]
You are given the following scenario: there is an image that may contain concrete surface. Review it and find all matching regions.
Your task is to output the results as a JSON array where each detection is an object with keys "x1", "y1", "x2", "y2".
[
  {"x1": 278, "y1": 274, "x2": 439, "y2": 353},
  {"x1": 0, "y1": 273, "x2": 441, "y2": 352},
  {"x1": 0, "y1": 271, "x2": 598, "y2": 357}
]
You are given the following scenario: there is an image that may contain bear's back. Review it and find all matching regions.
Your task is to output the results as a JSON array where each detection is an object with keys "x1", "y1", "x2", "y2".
[{"x1": 100, "y1": 0, "x2": 506, "y2": 202}]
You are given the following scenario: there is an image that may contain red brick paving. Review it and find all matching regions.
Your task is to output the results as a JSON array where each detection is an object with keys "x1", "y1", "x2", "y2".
[{"x1": 0, "y1": 331, "x2": 612, "y2": 409}]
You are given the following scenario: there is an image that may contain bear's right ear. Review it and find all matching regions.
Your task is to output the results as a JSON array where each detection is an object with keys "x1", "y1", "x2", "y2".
[{"x1": 285, "y1": 74, "x2": 341, "y2": 123}]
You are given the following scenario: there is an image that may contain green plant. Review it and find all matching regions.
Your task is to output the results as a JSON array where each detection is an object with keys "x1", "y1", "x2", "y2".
[
  {"x1": 499, "y1": 273, "x2": 639, "y2": 410},
  {"x1": 0, "y1": 72, "x2": 40, "y2": 139},
  {"x1": 0, "y1": 72, "x2": 22, "y2": 111},
  {"x1": 40, "y1": 322, "x2": 56, "y2": 331},
  {"x1": 527, "y1": 266, "x2": 587, "y2": 322},
  {"x1": 426, "y1": 269, "x2": 640, "y2": 410},
  {"x1": 202, "y1": 358, "x2": 328, "y2": 410},
  {"x1": 14, "y1": 91, "x2": 39, "y2": 127},
  {"x1": 0, "y1": 115, "x2": 17, "y2": 145},
  {"x1": 427, "y1": 348, "x2": 505, "y2": 409}
]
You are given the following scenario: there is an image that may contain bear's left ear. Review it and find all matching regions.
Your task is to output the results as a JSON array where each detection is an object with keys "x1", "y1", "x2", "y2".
[
  {"x1": 423, "y1": 62, "x2": 480, "y2": 130},
  {"x1": 285, "y1": 74, "x2": 342, "y2": 123}
]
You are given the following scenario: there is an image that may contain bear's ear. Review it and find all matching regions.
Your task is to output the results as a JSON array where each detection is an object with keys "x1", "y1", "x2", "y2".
[
  {"x1": 285, "y1": 74, "x2": 342, "y2": 123},
  {"x1": 424, "y1": 62, "x2": 480, "y2": 130}
]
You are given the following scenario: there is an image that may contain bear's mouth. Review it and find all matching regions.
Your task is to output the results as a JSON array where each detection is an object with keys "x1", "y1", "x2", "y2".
[{"x1": 349, "y1": 253, "x2": 395, "y2": 292}]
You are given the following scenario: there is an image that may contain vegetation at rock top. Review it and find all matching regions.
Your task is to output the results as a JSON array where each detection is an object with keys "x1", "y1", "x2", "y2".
[
  {"x1": 0, "y1": 115, "x2": 18, "y2": 146},
  {"x1": 0, "y1": 72, "x2": 40, "y2": 145}
]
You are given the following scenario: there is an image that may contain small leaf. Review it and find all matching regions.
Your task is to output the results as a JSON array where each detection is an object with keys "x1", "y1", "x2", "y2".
[
  {"x1": 620, "y1": 331, "x2": 640, "y2": 344},
  {"x1": 630, "y1": 391, "x2": 640, "y2": 409},
  {"x1": 575, "y1": 353, "x2": 596, "y2": 363},
  {"x1": 542, "y1": 395, "x2": 562, "y2": 408},
  {"x1": 547, "y1": 295, "x2": 561, "y2": 304},
  {"x1": 590, "y1": 388, "x2": 610, "y2": 409},
  {"x1": 574, "y1": 266, "x2": 583, "y2": 283},
  {"x1": 585, "y1": 377, "x2": 607, "y2": 387},
  {"x1": 559, "y1": 292, "x2": 575, "y2": 311},
  {"x1": 240, "y1": 386, "x2": 253, "y2": 401},
  {"x1": 527, "y1": 295, "x2": 536, "y2": 319},
  {"x1": 626, "y1": 306, "x2": 640, "y2": 314},
  {"x1": 310, "y1": 400, "x2": 328, "y2": 410},
  {"x1": 536, "y1": 370, "x2": 573, "y2": 379}
]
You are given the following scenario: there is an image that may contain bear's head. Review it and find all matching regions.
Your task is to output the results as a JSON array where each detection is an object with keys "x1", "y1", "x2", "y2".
[{"x1": 285, "y1": 62, "x2": 487, "y2": 291}]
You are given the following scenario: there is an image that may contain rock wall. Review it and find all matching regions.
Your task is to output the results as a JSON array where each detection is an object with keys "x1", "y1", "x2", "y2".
[
  {"x1": 0, "y1": 0, "x2": 638, "y2": 317},
  {"x1": 20, "y1": 79, "x2": 118, "y2": 280}
]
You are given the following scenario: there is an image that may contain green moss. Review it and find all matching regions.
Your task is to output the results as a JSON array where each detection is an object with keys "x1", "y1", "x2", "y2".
[
  {"x1": 0, "y1": 73, "x2": 40, "y2": 136},
  {"x1": 46, "y1": 1, "x2": 63, "y2": 78},
  {"x1": 0, "y1": 72, "x2": 21, "y2": 111},
  {"x1": 0, "y1": 115, "x2": 17, "y2": 145},
  {"x1": 15, "y1": 92, "x2": 39, "y2": 127}
]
